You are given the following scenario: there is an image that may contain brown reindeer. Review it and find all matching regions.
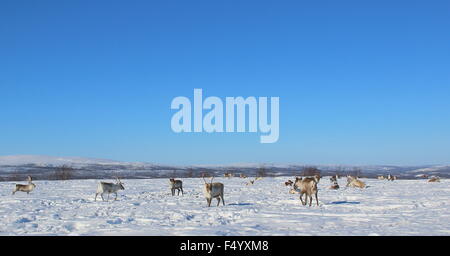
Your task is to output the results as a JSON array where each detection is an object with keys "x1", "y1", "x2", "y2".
[
  {"x1": 293, "y1": 177, "x2": 319, "y2": 206},
  {"x1": 428, "y1": 176, "x2": 440, "y2": 183},
  {"x1": 12, "y1": 176, "x2": 36, "y2": 195}
]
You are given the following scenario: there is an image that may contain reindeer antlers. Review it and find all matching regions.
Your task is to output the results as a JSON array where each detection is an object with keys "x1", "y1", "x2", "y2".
[
  {"x1": 113, "y1": 176, "x2": 123, "y2": 184},
  {"x1": 202, "y1": 173, "x2": 214, "y2": 184}
]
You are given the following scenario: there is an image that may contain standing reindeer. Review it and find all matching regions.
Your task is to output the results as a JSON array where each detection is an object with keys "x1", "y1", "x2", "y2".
[
  {"x1": 224, "y1": 173, "x2": 233, "y2": 178},
  {"x1": 95, "y1": 177, "x2": 125, "y2": 201},
  {"x1": 169, "y1": 178, "x2": 184, "y2": 196},
  {"x1": 387, "y1": 174, "x2": 397, "y2": 181},
  {"x1": 12, "y1": 176, "x2": 36, "y2": 195},
  {"x1": 293, "y1": 177, "x2": 319, "y2": 206},
  {"x1": 202, "y1": 175, "x2": 225, "y2": 207}
]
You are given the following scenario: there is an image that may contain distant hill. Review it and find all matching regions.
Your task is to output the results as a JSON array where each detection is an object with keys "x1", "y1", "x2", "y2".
[{"x1": 0, "y1": 155, "x2": 449, "y2": 181}]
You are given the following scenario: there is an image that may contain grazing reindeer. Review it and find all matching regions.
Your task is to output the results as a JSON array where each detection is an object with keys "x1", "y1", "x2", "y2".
[
  {"x1": 346, "y1": 176, "x2": 366, "y2": 188},
  {"x1": 428, "y1": 176, "x2": 440, "y2": 183},
  {"x1": 293, "y1": 177, "x2": 319, "y2": 206},
  {"x1": 378, "y1": 175, "x2": 385, "y2": 180},
  {"x1": 12, "y1": 176, "x2": 36, "y2": 195},
  {"x1": 95, "y1": 177, "x2": 125, "y2": 201},
  {"x1": 202, "y1": 175, "x2": 225, "y2": 207},
  {"x1": 329, "y1": 176, "x2": 339, "y2": 190},
  {"x1": 169, "y1": 178, "x2": 184, "y2": 196}
]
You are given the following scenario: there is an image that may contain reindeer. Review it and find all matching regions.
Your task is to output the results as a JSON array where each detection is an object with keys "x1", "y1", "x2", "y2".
[
  {"x1": 246, "y1": 179, "x2": 255, "y2": 186},
  {"x1": 346, "y1": 175, "x2": 366, "y2": 188},
  {"x1": 428, "y1": 176, "x2": 440, "y2": 183},
  {"x1": 224, "y1": 173, "x2": 233, "y2": 178},
  {"x1": 239, "y1": 174, "x2": 248, "y2": 179},
  {"x1": 293, "y1": 177, "x2": 319, "y2": 206},
  {"x1": 95, "y1": 177, "x2": 125, "y2": 201},
  {"x1": 202, "y1": 175, "x2": 225, "y2": 207},
  {"x1": 12, "y1": 176, "x2": 36, "y2": 195},
  {"x1": 169, "y1": 178, "x2": 184, "y2": 196},
  {"x1": 377, "y1": 175, "x2": 385, "y2": 180},
  {"x1": 387, "y1": 174, "x2": 397, "y2": 181},
  {"x1": 329, "y1": 176, "x2": 339, "y2": 190}
]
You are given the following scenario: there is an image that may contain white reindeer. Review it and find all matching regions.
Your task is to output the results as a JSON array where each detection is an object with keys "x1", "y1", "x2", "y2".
[
  {"x1": 95, "y1": 177, "x2": 125, "y2": 201},
  {"x1": 12, "y1": 176, "x2": 36, "y2": 195},
  {"x1": 202, "y1": 175, "x2": 225, "y2": 207},
  {"x1": 169, "y1": 178, "x2": 184, "y2": 196}
]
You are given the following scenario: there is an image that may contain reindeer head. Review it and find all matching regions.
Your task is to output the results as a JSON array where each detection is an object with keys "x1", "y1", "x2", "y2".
[
  {"x1": 115, "y1": 177, "x2": 125, "y2": 190},
  {"x1": 314, "y1": 175, "x2": 321, "y2": 183},
  {"x1": 27, "y1": 176, "x2": 36, "y2": 187},
  {"x1": 202, "y1": 175, "x2": 214, "y2": 192}
]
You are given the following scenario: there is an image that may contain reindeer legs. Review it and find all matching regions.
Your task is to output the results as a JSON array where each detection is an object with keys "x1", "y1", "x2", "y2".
[{"x1": 299, "y1": 193, "x2": 306, "y2": 205}]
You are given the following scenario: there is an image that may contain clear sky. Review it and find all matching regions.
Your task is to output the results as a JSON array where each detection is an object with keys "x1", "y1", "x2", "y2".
[{"x1": 1, "y1": 0, "x2": 449, "y2": 165}]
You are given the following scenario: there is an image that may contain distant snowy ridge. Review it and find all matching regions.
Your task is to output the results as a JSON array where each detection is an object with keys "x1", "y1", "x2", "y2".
[
  {"x1": 1, "y1": 155, "x2": 449, "y2": 180},
  {"x1": 0, "y1": 155, "x2": 131, "y2": 167}
]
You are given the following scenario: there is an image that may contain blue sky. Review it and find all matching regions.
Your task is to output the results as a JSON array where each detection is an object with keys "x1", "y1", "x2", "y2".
[{"x1": 1, "y1": 0, "x2": 449, "y2": 165}]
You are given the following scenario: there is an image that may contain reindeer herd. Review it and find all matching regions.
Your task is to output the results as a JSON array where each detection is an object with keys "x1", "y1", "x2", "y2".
[{"x1": 7, "y1": 172, "x2": 443, "y2": 208}]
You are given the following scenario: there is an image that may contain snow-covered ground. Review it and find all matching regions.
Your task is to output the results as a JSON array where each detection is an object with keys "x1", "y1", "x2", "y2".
[{"x1": 1, "y1": 177, "x2": 449, "y2": 236}]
